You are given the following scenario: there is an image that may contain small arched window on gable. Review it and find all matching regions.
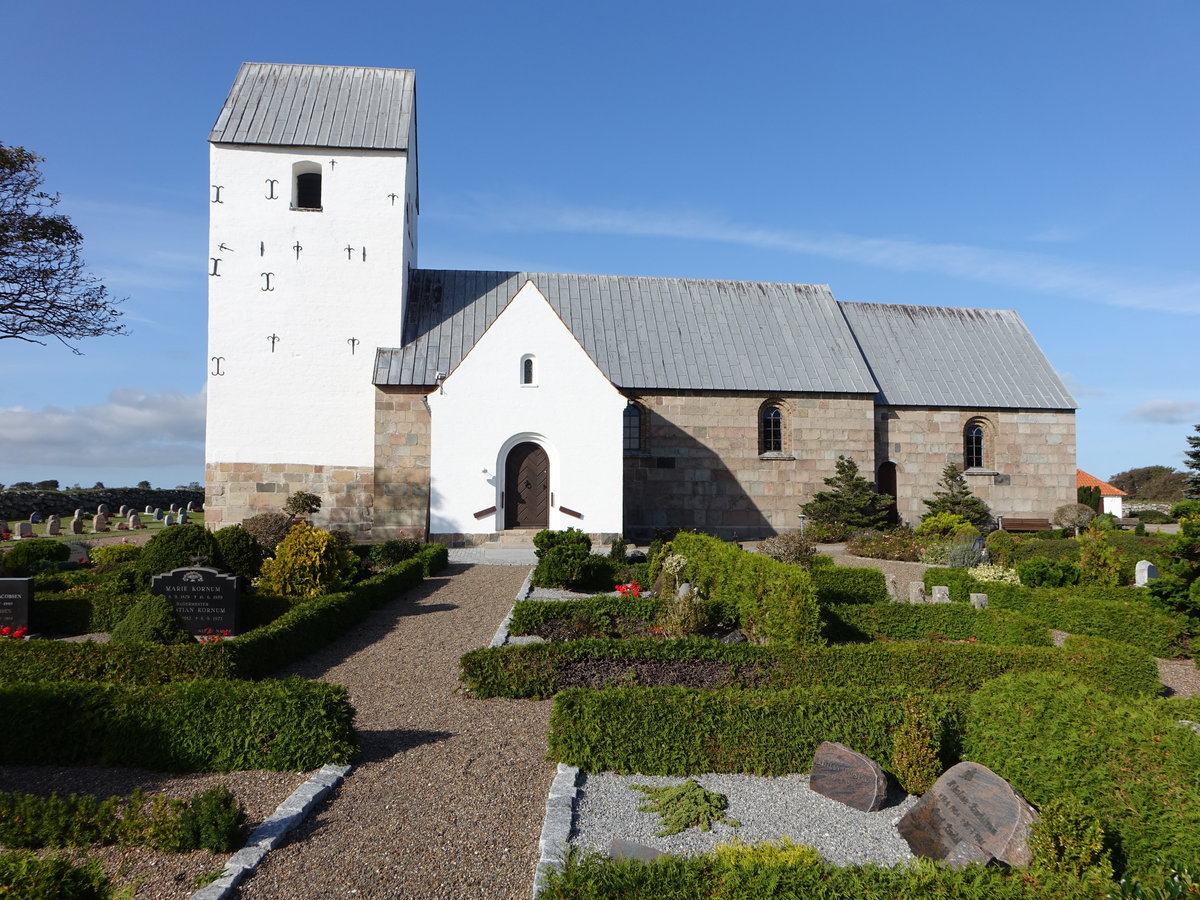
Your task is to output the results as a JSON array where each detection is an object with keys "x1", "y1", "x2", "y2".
[
  {"x1": 759, "y1": 401, "x2": 785, "y2": 456},
  {"x1": 964, "y1": 419, "x2": 987, "y2": 470},
  {"x1": 292, "y1": 161, "x2": 322, "y2": 211},
  {"x1": 520, "y1": 354, "x2": 537, "y2": 386}
]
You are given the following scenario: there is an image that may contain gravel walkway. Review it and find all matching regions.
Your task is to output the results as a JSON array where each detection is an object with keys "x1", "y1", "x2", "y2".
[{"x1": 234, "y1": 563, "x2": 554, "y2": 900}]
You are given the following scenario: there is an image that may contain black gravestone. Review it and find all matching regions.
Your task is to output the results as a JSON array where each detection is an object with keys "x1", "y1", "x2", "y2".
[
  {"x1": 0, "y1": 578, "x2": 32, "y2": 631},
  {"x1": 150, "y1": 567, "x2": 241, "y2": 636}
]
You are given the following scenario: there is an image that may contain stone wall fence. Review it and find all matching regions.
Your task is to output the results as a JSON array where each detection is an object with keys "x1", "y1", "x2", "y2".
[{"x1": 0, "y1": 489, "x2": 204, "y2": 522}]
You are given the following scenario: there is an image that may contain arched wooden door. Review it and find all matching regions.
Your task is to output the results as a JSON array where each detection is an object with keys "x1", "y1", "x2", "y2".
[{"x1": 505, "y1": 442, "x2": 550, "y2": 528}]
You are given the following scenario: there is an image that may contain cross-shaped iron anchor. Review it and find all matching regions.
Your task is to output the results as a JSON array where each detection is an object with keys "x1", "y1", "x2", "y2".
[
  {"x1": 268, "y1": 333, "x2": 280, "y2": 353},
  {"x1": 347, "y1": 337, "x2": 360, "y2": 355}
]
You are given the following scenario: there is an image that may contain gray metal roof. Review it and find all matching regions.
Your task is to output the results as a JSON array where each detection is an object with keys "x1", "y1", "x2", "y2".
[
  {"x1": 209, "y1": 63, "x2": 415, "y2": 150},
  {"x1": 838, "y1": 302, "x2": 1076, "y2": 409},
  {"x1": 375, "y1": 271, "x2": 878, "y2": 393}
]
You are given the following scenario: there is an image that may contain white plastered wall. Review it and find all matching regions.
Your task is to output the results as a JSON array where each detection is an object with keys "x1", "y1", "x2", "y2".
[
  {"x1": 1102, "y1": 495, "x2": 1124, "y2": 517},
  {"x1": 428, "y1": 281, "x2": 626, "y2": 535},
  {"x1": 206, "y1": 144, "x2": 414, "y2": 468}
]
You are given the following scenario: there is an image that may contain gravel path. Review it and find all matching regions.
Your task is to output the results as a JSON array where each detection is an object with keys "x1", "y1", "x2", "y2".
[{"x1": 235, "y1": 563, "x2": 554, "y2": 900}]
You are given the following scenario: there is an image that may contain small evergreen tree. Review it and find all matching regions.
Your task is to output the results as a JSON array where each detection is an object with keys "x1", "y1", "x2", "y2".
[
  {"x1": 1076, "y1": 485, "x2": 1101, "y2": 511},
  {"x1": 1184, "y1": 423, "x2": 1200, "y2": 501},
  {"x1": 921, "y1": 464, "x2": 991, "y2": 530},
  {"x1": 801, "y1": 456, "x2": 893, "y2": 530}
]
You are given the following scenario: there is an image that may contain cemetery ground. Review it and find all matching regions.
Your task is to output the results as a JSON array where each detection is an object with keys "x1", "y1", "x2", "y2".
[{"x1": 3, "y1": 526, "x2": 1200, "y2": 898}]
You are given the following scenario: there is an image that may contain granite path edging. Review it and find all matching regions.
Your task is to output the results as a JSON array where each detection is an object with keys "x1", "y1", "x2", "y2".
[
  {"x1": 488, "y1": 567, "x2": 535, "y2": 647},
  {"x1": 189, "y1": 763, "x2": 352, "y2": 899},
  {"x1": 531, "y1": 763, "x2": 581, "y2": 898}
]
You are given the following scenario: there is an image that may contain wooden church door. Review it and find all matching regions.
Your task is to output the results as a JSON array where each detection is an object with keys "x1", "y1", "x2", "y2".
[{"x1": 505, "y1": 442, "x2": 550, "y2": 528}]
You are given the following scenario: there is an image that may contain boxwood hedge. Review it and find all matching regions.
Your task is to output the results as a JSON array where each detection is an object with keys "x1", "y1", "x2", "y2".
[{"x1": 824, "y1": 602, "x2": 1051, "y2": 647}]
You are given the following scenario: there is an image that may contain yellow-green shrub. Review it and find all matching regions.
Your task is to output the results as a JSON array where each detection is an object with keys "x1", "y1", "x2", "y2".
[{"x1": 256, "y1": 523, "x2": 354, "y2": 599}]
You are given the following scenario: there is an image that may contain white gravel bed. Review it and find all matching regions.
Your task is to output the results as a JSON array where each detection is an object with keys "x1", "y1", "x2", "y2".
[{"x1": 570, "y1": 772, "x2": 918, "y2": 867}]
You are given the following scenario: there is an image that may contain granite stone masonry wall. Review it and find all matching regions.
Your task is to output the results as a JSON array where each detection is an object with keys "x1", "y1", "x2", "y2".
[
  {"x1": 0, "y1": 489, "x2": 203, "y2": 522},
  {"x1": 371, "y1": 386, "x2": 432, "y2": 541},
  {"x1": 204, "y1": 462, "x2": 375, "y2": 538},
  {"x1": 623, "y1": 390, "x2": 877, "y2": 541},
  {"x1": 874, "y1": 407, "x2": 1076, "y2": 525}
]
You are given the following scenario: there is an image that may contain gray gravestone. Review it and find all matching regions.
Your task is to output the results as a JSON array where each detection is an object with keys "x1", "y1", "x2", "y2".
[
  {"x1": 187, "y1": 501, "x2": 196, "y2": 512},
  {"x1": 931, "y1": 586, "x2": 951, "y2": 604},
  {"x1": 179, "y1": 510, "x2": 189, "y2": 524},
  {"x1": 609, "y1": 838, "x2": 664, "y2": 862},
  {"x1": 74, "y1": 508, "x2": 84, "y2": 519},
  {"x1": 70, "y1": 516, "x2": 84, "y2": 535},
  {"x1": 809, "y1": 741, "x2": 888, "y2": 812},
  {"x1": 886, "y1": 573, "x2": 900, "y2": 602},
  {"x1": 1135, "y1": 560, "x2": 1159, "y2": 587},
  {"x1": 164, "y1": 514, "x2": 177, "y2": 527},
  {"x1": 154, "y1": 508, "x2": 164, "y2": 521},
  {"x1": 92, "y1": 513, "x2": 108, "y2": 533},
  {"x1": 118, "y1": 505, "x2": 127, "y2": 517},
  {"x1": 46, "y1": 515, "x2": 61, "y2": 536},
  {"x1": 97, "y1": 504, "x2": 110, "y2": 517},
  {"x1": 150, "y1": 567, "x2": 241, "y2": 636},
  {"x1": 15, "y1": 522, "x2": 33, "y2": 539},
  {"x1": 128, "y1": 512, "x2": 142, "y2": 529},
  {"x1": 970, "y1": 593, "x2": 989, "y2": 609},
  {"x1": 145, "y1": 505, "x2": 155, "y2": 514},
  {"x1": 909, "y1": 582, "x2": 926, "y2": 604},
  {"x1": 896, "y1": 761, "x2": 1038, "y2": 867},
  {"x1": 170, "y1": 504, "x2": 179, "y2": 513},
  {"x1": 945, "y1": 839, "x2": 996, "y2": 869},
  {"x1": 0, "y1": 578, "x2": 32, "y2": 632}
]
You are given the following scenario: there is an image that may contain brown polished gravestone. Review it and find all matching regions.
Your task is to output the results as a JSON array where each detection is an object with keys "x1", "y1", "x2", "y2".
[
  {"x1": 150, "y1": 567, "x2": 241, "y2": 636},
  {"x1": 809, "y1": 741, "x2": 888, "y2": 812},
  {"x1": 0, "y1": 578, "x2": 32, "y2": 631},
  {"x1": 896, "y1": 761, "x2": 1038, "y2": 867}
]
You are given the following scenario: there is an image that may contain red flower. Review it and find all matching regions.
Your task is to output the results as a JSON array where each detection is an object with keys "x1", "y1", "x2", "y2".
[
  {"x1": 13, "y1": 627, "x2": 27, "y2": 639},
  {"x1": 0, "y1": 626, "x2": 11, "y2": 637}
]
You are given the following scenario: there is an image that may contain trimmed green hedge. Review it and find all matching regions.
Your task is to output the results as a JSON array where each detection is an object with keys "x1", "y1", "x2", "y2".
[
  {"x1": 0, "y1": 852, "x2": 111, "y2": 900},
  {"x1": 810, "y1": 565, "x2": 888, "y2": 605},
  {"x1": 507, "y1": 596, "x2": 664, "y2": 635},
  {"x1": 924, "y1": 569, "x2": 1192, "y2": 658},
  {"x1": 0, "y1": 547, "x2": 446, "y2": 685},
  {"x1": 460, "y1": 634, "x2": 1158, "y2": 700},
  {"x1": 547, "y1": 685, "x2": 957, "y2": 791},
  {"x1": 672, "y1": 533, "x2": 821, "y2": 645},
  {"x1": 0, "y1": 678, "x2": 355, "y2": 771},
  {"x1": 963, "y1": 672, "x2": 1200, "y2": 877},
  {"x1": 825, "y1": 603, "x2": 1051, "y2": 646},
  {"x1": 538, "y1": 853, "x2": 1109, "y2": 899}
]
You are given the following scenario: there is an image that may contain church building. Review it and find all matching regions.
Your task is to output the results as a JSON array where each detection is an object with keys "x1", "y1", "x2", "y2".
[{"x1": 205, "y1": 63, "x2": 1078, "y2": 544}]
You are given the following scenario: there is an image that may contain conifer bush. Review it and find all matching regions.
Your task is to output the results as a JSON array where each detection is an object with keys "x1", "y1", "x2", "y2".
[
  {"x1": 3, "y1": 538, "x2": 70, "y2": 576},
  {"x1": 137, "y1": 524, "x2": 221, "y2": 581},
  {"x1": 242, "y1": 512, "x2": 294, "y2": 553},
  {"x1": 107, "y1": 594, "x2": 194, "y2": 646},
  {"x1": 256, "y1": 523, "x2": 354, "y2": 599},
  {"x1": 212, "y1": 525, "x2": 263, "y2": 580}
]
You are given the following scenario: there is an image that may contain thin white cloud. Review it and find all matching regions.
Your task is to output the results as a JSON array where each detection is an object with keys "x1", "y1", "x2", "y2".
[
  {"x1": 1128, "y1": 399, "x2": 1200, "y2": 424},
  {"x1": 437, "y1": 199, "x2": 1200, "y2": 315},
  {"x1": 0, "y1": 387, "x2": 206, "y2": 468}
]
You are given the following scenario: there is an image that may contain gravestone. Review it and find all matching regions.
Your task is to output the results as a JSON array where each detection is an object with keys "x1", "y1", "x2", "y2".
[
  {"x1": 128, "y1": 512, "x2": 143, "y2": 529},
  {"x1": 179, "y1": 510, "x2": 189, "y2": 524},
  {"x1": 896, "y1": 761, "x2": 1038, "y2": 867},
  {"x1": 92, "y1": 513, "x2": 108, "y2": 533},
  {"x1": 186, "y1": 501, "x2": 196, "y2": 512},
  {"x1": 170, "y1": 504, "x2": 179, "y2": 513},
  {"x1": 29, "y1": 512, "x2": 42, "y2": 524},
  {"x1": 154, "y1": 508, "x2": 164, "y2": 521},
  {"x1": 970, "y1": 593, "x2": 989, "y2": 610},
  {"x1": 145, "y1": 505, "x2": 154, "y2": 514},
  {"x1": 908, "y1": 582, "x2": 926, "y2": 604},
  {"x1": 74, "y1": 508, "x2": 84, "y2": 519},
  {"x1": 46, "y1": 515, "x2": 61, "y2": 536},
  {"x1": 97, "y1": 504, "x2": 110, "y2": 517},
  {"x1": 931, "y1": 586, "x2": 951, "y2": 604},
  {"x1": 15, "y1": 522, "x2": 33, "y2": 539},
  {"x1": 886, "y1": 573, "x2": 900, "y2": 602},
  {"x1": 150, "y1": 567, "x2": 241, "y2": 636},
  {"x1": 0, "y1": 578, "x2": 32, "y2": 632},
  {"x1": 809, "y1": 741, "x2": 888, "y2": 812},
  {"x1": 70, "y1": 516, "x2": 84, "y2": 535},
  {"x1": 1135, "y1": 560, "x2": 1159, "y2": 587},
  {"x1": 164, "y1": 514, "x2": 177, "y2": 527},
  {"x1": 118, "y1": 505, "x2": 128, "y2": 517}
]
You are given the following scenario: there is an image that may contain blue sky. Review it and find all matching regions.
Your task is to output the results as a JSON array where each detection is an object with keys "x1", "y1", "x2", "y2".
[{"x1": 2, "y1": 0, "x2": 1197, "y2": 489}]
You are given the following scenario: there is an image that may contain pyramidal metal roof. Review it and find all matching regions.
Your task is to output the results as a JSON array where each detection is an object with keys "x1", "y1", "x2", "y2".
[
  {"x1": 838, "y1": 301, "x2": 1076, "y2": 409},
  {"x1": 209, "y1": 62, "x2": 415, "y2": 150},
  {"x1": 375, "y1": 271, "x2": 878, "y2": 393}
]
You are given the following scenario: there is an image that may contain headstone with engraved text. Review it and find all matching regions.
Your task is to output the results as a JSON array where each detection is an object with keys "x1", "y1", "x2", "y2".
[
  {"x1": 150, "y1": 567, "x2": 241, "y2": 636},
  {"x1": 70, "y1": 516, "x2": 84, "y2": 535},
  {"x1": 92, "y1": 513, "x2": 109, "y2": 533},
  {"x1": 15, "y1": 522, "x2": 33, "y2": 539},
  {"x1": 46, "y1": 515, "x2": 61, "y2": 536},
  {"x1": 809, "y1": 741, "x2": 888, "y2": 812},
  {"x1": 896, "y1": 761, "x2": 1038, "y2": 867},
  {"x1": 0, "y1": 578, "x2": 32, "y2": 632}
]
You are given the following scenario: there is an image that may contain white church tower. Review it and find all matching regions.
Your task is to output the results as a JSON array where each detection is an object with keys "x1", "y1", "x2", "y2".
[{"x1": 205, "y1": 63, "x2": 418, "y2": 534}]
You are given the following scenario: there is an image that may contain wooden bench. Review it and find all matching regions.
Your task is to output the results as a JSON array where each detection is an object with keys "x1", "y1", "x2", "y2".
[
  {"x1": 997, "y1": 517, "x2": 1053, "y2": 532},
  {"x1": 1117, "y1": 517, "x2": 1140, "y2": 529}
]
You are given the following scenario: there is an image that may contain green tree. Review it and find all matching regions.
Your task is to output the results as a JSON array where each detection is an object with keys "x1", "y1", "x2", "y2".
[
  {"x1": 1076, "y1": 485, "x2": 1101, "y2": 511},
  {"x1": 1184, "y1": 423, "x2": 1200, "y2": 501},
  {"x1": 1, "y1": 144, "x2": 125, "y2": 352},
  {"x1": 921, "y1": 464, "x2": 991, "y2": 530},
  {"x1": 136, "y1": 480, "x2": 152, "y2": 490},
  {"x1": 1108, "y1": 465, "x2": 1185, "y2": 501},
  {"x1": 801, "y1": 455, "x2": 893, "y2": 530}
]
